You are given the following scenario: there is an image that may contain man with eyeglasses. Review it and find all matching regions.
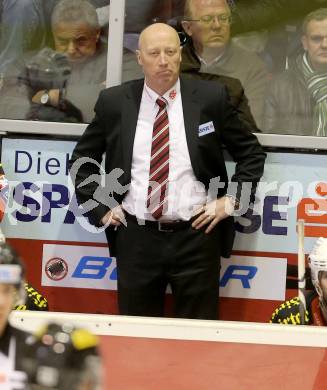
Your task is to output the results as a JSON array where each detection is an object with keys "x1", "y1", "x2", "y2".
[
  {"x1": 26, "y1": 0, "x2": 107, "y2": 123},
  {"x1": 0, "y1": 0, "x2": 108, "y2": 124},
  {"x1": 0, "y1": 0, "x2": 112, "y2": 123},
  {"x1": 181, "y1": 0, "x2": 269, "y2": 128},
  {"x1": 264, "y1": 8, "x2": 327, "y2": 136}
]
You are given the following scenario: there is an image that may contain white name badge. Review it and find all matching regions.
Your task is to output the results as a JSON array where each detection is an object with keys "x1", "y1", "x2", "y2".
[{"x1": 198, "y1": 121, "x2": 215, "y2": 137}]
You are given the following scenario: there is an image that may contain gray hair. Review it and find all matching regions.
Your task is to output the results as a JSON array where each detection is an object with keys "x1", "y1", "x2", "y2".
[
  {"x1": 51, "y1": 0, "x2": 100, "y2": 30},
  {"x1": 184, "y1": 0, "x2": 230, "y2": 19},
  {"x1": 302, "y1": 8, "x2": 327, "y2": 35},
  {"x1": 184, "y1": 0, "x2": 193, "y2": 19}
]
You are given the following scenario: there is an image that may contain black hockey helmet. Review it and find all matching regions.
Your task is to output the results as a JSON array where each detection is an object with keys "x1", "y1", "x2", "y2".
[{"x1": 23, "y1": 322, "x2": 100, "y2": 389}]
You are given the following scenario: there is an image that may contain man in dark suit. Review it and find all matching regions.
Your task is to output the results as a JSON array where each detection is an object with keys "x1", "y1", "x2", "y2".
[{"x1": 70, "y1": 22, "x2": 266, "y2": 320}]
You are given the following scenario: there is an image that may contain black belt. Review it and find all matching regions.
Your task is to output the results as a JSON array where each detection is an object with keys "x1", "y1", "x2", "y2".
[{"x1": 125, "y1": 212, "x2": 195, "y2": 232}]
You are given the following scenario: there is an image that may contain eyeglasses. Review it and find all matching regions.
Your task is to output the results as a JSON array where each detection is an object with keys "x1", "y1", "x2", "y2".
[
  {"x1": 308, "y1": 34, "x2": 327, "y2": 44},
  {"x1": 188, "y1": 14, "x2": 232, "y2": 25}
]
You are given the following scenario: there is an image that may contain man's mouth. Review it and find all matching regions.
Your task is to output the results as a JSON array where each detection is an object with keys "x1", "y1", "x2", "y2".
[
  {"x1": 158, "y1": 70, "x2": 172, "y2": 75},
  {"x1": 68, "y1": 56, "x2": 84, "y2": 63},
  {"x1": 209, "y1": 35, "x2": 224, "y2": 40}
]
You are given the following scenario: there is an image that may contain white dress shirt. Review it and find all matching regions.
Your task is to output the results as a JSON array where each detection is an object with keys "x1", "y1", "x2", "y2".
[{"x1": 122, "y1": 79, "x2": 207, "y2": 221}]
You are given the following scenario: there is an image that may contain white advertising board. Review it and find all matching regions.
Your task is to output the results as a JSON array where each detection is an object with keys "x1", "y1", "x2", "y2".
[
  {"x1": 1, "y1": 137, "x2": 326, "y2": 308},
  {"x1": 2, "y1": 138, "x2": 326, "y2": 254}
]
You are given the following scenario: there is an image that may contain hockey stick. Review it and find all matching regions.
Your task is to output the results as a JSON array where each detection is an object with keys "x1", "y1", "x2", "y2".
[{"x1": 297, "y1": 219, "x2": 306, "y2": 324}]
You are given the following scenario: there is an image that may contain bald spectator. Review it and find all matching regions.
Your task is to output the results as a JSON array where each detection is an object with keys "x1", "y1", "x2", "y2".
[{"x1": 181, "y1": 0, "x2": 269, "y2": 127}]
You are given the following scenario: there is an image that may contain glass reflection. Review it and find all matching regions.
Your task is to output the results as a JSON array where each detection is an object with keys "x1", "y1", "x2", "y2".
[
  {"x1": 122, "y1": 0, "x2": 327, "y2": 137},
  {"x1": 263, "y1": 8, "x2": 327, "y2": 136},
  {"x1": 0, "y1": 0, "x2": 109, "y2": 123}
]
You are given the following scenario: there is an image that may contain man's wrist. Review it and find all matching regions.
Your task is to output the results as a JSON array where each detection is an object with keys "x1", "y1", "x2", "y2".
[{"x1": 225, "y1": 194, "x2": 241, "y2": 211}]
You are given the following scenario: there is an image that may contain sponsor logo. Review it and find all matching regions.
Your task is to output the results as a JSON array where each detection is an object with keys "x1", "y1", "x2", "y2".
[
  {"x1": 45, "y1": 257, "x2": 68, "y2": 281},
  {"x1": 169, "y1": 89, "x2": 176, "y2": 100},
  {"x1": 297, "y1": 182, "x2": 327, "y2": 237},
  {"x1": 42, "y1": 244, "x2": 287, "y2": 300},
  {"x1": 42, "y1": 244, "x2": 114, "y2": 290}
]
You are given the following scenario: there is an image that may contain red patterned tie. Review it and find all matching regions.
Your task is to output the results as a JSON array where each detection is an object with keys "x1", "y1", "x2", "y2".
[{"x1": 147, "y1": 97, "x2": 169, "y2": 219}]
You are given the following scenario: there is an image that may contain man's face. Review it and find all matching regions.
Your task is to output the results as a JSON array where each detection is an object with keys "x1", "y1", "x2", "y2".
[
  {"x1": 53, "y1": 21, "x2": 100, "y2": 63},
  {"x1": 137, "y1": 24, "x2": 181, "y2": 94},
  {"x1": 302, "y1": 18, "x2": 327, "y2": 70},
  {"x1": 0, "y1": 284, "x2": 16, "y2": 335},
  {"x1": 182, "y1": 0, "x2": 231, "y2": 53}
]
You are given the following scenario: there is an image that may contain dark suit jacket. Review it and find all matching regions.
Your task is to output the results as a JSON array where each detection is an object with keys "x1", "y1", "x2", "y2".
[
  {"x1": 70, "y1": 77, "x2": 266, "y2": 257},
  {"x1": 0, "y1": 324, "x2": 30, "y2": 371}
]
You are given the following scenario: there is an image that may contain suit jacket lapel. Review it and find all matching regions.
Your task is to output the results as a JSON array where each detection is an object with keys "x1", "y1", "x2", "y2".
[
  {"x1": 180, "y1": 77, "x2": 200, "y2": 176},
  {"x1": 121, "y1": 80, "x2": 144, "y2": 177}
]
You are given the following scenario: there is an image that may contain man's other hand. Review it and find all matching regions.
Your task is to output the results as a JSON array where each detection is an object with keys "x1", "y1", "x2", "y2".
[
  {"x1": 192, "y1": 197, "x2": 235, "y2": 234},
  {"x1": 32, "y1": 89, "x2": 60, "y2": 106},
  {"x1": 101, "y1": 205, "x2": 125, "y2": 227}
]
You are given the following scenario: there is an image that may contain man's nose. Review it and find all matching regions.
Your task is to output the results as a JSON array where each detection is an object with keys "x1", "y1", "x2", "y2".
[
  {"x1": 66, "y1": 40, "x2": 77, "y2": 54},
  {"x1": 159, "y1": 52, "x2": 168, "y2": 65},
  {"x1": 211, "y1": 16, "x2": 222, "y2": 29},
  {"x1": 321, "y1": 37, "x2": 327, "y2": 48}
]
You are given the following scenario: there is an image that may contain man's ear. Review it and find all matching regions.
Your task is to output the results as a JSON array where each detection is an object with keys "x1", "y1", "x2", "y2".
[
  {"x1": 95, "y1": 28, "x2": 101, "y2": 42},
  {"x1": 316, "y1": 282, "x2": 324, "y2": 299},
  {"x1": 302, "y1": 35, "x2": 308, "y2": 52},
  {"x1": 135, "y1": 49, "x2": 142, "y2": 65},
  {"x1": 181, "y1": 21, "x2": 193, "y2": 37}
]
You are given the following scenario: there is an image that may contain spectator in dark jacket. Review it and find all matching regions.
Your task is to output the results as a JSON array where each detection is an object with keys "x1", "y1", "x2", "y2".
[
  {"x1": 181, "y1": 57, "x2": 260, "y2": 132},
  {"x1": 229, "y1": 0, "x2": 327, "y2": 35},
  {"x1": 181, "y1": 0, "x2": 269, "y2": 127},
  {"x1": 229, "y1": 0, "x2": 327, "y2": 73},
  {"x1": 263, "y1": 8, "x2": 327, "y2": 136}
]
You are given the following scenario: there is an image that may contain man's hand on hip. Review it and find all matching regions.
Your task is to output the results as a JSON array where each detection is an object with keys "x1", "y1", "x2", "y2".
[
  {"x1": 192, "y1": 197, "x2": 235, "y2": 234},
  {"x1": 101, "y1": 205, "x2": 125, "y2": 227}
]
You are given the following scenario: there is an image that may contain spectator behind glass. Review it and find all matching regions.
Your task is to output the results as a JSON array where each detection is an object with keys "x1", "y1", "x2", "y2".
[
  {"x1": 228, "y1": 0, "x2": 327, "y2": 74},
  {"x1": 181, "y1": 0, "x2": 268, "y2": 128},
  {"x1": 228, "y1": 0, "x2": 327, "y2": 36},
  {"x1": 0, "y1": 0, "x2": 107, "y2": 123},
  {"x1": 263, "y1": 8, "x2": 327, "y2": 136},
  {"x1": 24, "y1": 0, "x2": 107, "y2": 123},
  {"x1": 0, "y1": 0, "x2": 110, "y2": 80}
]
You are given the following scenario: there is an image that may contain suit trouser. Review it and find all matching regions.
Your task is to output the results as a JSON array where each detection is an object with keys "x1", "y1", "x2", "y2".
[{"x1": 114, "y1": 215, "x2": 221, "y2": 319}]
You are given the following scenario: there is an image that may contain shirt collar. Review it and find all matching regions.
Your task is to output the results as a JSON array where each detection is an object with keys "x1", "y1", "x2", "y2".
[
  {"x1": 197, "y1": 52, "x2": 224, "y2": 67},
  {"x1": 144, "y1": 79, "x2": 180, "y2": 108}
]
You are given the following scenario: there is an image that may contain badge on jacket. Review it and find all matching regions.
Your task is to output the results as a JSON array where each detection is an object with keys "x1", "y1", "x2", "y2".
[{"x1": 198, "y1": 121, "x2": 215, "y2": 137}]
